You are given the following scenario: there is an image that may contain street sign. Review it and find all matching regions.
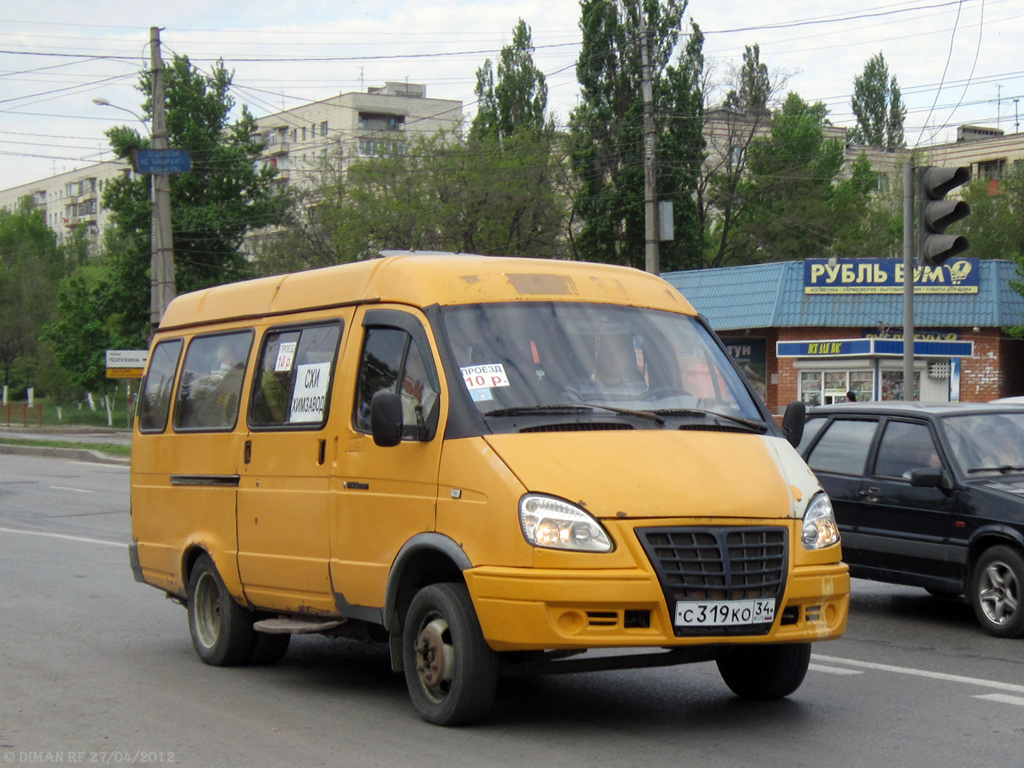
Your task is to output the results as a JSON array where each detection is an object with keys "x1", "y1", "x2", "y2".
[
  {"x1": 133, "y1": 149, "x2": 191, "y2": 174},
  {"x1": 106, "y1": 349, "x2": 148, "y2": 379}
]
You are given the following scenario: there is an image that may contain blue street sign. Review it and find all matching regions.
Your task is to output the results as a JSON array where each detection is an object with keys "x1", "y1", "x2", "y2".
[{"x1": 134, "y1": 149, "x2": 191, "y2": 174}]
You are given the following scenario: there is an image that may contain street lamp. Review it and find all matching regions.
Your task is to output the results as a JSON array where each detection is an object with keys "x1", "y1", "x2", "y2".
[{"x1": 92, "y1": 97, "x2": 149, "y2": 131}]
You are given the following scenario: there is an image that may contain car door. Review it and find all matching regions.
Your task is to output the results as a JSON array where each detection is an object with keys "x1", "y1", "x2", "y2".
[
  {"x1": 329, "y1": 307, "x2": 446, "y2": 614},
  {"x1": 856, "y1": 418, "x2": 956, "y2": 580},
  {"x1": 236, "y1": 319, "x2": 345, "y2": 613},
  {"x1": 803, "y1": 417, "x2": 880, "y2": 565}
]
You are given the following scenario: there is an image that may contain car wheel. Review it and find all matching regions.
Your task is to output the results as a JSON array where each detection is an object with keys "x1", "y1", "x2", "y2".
[
  {"x1": 716, "y1": 643, "x2": 811, "y2": 699},
  {"x1": 187, "y1": 553, "x2": 255, "y2": 666},
  {"x1": 403, "y1": 583, "x2": 498, "y2": 726},
  {"x1": 970, "y1": 545, "x2": 1024, "y2": 638}
]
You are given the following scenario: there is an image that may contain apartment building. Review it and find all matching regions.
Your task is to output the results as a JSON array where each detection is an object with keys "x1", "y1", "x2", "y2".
[
  {"x1": 252, "y1": 81, "x2": 463, "y2": 191},
  {"x1": 0, "y1": 160, "x2": 129, "y2": 245},
  {"x1": 0, "y1": 82, "x2": 462, "y2": 248}
]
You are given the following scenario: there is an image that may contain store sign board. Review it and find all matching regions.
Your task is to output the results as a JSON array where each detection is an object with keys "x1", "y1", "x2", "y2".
[
  {"x1": 777, "y1": 339, "x2": 974, "y2": 358},
  {"x1": 803, "y1": 258, "x2": 979, "y2": 294}
]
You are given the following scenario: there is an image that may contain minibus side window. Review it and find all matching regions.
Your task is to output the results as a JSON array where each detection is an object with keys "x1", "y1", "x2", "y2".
[
  {"x1": 138, "y1": 339, "x2": 182, "y2": 433},
  {"x1": 250, "y1": 323, "x2": 342, "y2": 428},
  {"x1": 354, "y1": 326, "x2": 439, "y2": 439},
  {"x1": 173, "y1": 331, "x2": 253, "y2": 432}
]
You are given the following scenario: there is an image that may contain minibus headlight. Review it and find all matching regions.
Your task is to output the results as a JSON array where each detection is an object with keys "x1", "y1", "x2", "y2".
[
  {"x1": 802, "y1": 493, "x2": 840, "y2": 550},
  {"x1": 519, "y1": 494, "x2": 614, "y2": 553}
]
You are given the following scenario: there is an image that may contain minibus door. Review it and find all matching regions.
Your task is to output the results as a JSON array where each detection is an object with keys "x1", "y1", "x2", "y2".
[
  {"x1": 236, "y1": 322, "x2": 344, "y2": 614},
  {"x1": 330, "y1": 308, "x2": 445, "y2": 612}
]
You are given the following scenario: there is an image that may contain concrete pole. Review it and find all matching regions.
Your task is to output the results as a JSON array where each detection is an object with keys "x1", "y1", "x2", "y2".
[
  {"x1": 639, "y1": 16, "x2": 659, "y2": 275},
  {"x1": 902, "y1": 161, "x2": 915, "y2": 400},
  {"x1": 150, "y1": 26, "x2": 175, "y2": 328}
]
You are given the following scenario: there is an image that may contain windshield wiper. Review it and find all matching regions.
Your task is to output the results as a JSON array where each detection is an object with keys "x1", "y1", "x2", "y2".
[
  {"x1": 967, "y1": 465, "x2": 1024, "y2": 475},
  {"x1": 651, "y1": 408, "x2": 768, "y2": 433},
  {"x1": 485, "y1": 403, "x2": 665, "y2": 426}
]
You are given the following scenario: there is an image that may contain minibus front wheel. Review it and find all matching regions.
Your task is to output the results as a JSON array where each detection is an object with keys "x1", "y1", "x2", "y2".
[
  {"x1": 716, "y1": 643, "x2": 811, "y2": 699},
  {"x1": 403, "y1": 582, "x2": 498, "y2": 726},
  {"x1": 187, "y1": 553, "x2": 255, "y2": 667}
]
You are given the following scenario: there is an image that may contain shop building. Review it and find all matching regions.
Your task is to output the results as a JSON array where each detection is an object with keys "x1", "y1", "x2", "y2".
[{"x1": 662, "y1": 258, "x2": 1024, "y2": 414}]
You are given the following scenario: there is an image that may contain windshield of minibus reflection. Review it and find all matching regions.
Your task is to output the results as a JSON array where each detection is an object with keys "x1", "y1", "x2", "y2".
[{"x1": 441, "y1": 302, "x2": 761, "y2": 420}]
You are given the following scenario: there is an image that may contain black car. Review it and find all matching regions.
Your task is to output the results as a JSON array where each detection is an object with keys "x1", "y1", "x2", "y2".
[{"x1": 797, "y1": 401, "x2": 1024, "y2": 638}]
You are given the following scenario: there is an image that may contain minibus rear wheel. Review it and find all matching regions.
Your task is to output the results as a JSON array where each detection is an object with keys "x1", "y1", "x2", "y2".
[
  {"x1": 187, "y1": 553, "x2": 255, "y2": 666},
  {"x1": 403, "y1": 582, "x2": 498, "y2": 726},
  {"x1": 716, "y1": 643, "x2": 811, "y2": 699}
]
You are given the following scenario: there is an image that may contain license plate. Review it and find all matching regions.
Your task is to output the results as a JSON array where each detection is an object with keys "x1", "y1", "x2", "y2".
[{"x1": 674, "y1": 598, "x2": 775, "y2": 627}]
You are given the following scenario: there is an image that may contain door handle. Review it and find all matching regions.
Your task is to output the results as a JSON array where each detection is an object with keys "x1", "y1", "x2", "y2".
[
  {"x1": 244, "y1": 439, "x2": 252, "y2": 464},
  {"x1": 858, "y1": 487, "x2": 880, "y2": 502}
]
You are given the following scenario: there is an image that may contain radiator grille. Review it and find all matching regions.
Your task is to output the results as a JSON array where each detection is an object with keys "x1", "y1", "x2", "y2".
[{"x1": 636, "y1": 526, "x2": 788, "y2": 635}]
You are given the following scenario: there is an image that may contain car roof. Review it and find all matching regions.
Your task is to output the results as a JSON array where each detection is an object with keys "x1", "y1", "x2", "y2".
[{"x1": 807, "y1": 401, "x2": 1024, "y2": 418}]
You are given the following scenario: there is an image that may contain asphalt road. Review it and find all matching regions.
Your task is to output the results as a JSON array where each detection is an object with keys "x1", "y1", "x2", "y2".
[{"x1": 1, "y1": 452, "x2": 1022, "y2": 768}]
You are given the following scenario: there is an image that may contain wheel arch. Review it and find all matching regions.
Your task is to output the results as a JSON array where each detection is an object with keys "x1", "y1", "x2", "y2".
[{"x1": 966, "y1": 526, "x2": 1024, "y2": 577}]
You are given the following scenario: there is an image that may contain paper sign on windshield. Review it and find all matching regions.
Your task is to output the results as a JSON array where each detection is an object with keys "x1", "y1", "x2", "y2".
[{"x1": 461, "y1": 363, "x2": 510, "y2": 390}]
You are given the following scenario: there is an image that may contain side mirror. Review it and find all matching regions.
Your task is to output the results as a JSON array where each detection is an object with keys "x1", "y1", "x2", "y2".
[
  {"x1": 909, "y1": 467, "x2": 952, "y2": 492},
  {"x1": 370, "y1": 391, "x2": 403, "y2": 447},
  {"x1": 782, "y1": 400, "x2": 806, "y2": 447}
]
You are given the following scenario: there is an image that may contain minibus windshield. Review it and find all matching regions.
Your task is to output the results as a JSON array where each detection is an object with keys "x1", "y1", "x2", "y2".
[{"x1": 441, "y1": 302, "x2": 762, "y2": 423}]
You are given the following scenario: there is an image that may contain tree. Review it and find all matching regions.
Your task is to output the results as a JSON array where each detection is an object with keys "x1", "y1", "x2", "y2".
[
  {"x1": 99, "y1": 54, "x2": 286, "y2": 341},
  {"x1": 471, "y1": 19, "x2": 549, "y2": 140},
  {"x1": 0, "y1": 198, "x2": 65, "y2": 395},
  {"x1": 733, "y1": 92, "x2": 852, "y2": 262},
  {"x1": 569, "y1": 0, "x2": 705, "y2": 271},
  {"x1": 850, "y1": 52, "x2": 906, "y2": 150},
  {"x1": 701, "y1": 43, "x2": 785, "y2": 268},
  {"x1": 958, "y1": 164, "x2": 1024, "y2": 262}
]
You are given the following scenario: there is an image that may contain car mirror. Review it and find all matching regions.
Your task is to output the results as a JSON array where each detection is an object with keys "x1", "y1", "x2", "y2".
[
  {"x1": 909, "y1": 467, "x2": 952, "y2": 491},
  {"x1": 370, "y1": 391, "x2": 404, "y2": 447},
  {"x1": 782, "y1": 401, "x2": 806, "y2": 447}
]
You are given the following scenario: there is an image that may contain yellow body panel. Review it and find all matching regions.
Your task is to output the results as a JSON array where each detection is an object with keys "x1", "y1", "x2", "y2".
[{"x1": 130, "y1": 253, "x2": 847, "y2": 656}]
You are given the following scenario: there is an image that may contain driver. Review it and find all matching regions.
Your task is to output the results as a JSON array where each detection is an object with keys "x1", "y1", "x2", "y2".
[{"x1": 563, "y1": 332, "x2": 648, "y2": 403}]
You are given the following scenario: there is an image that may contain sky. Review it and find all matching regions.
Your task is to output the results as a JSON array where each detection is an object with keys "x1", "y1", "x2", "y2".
[{"x1": 2, "y1": 0, "x2": 1021, "y2": 190}]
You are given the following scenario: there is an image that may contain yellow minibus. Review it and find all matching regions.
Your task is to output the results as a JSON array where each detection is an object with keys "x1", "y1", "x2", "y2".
[{"x1": 130, "y1": 252, "x2": 848, "y2": 725}]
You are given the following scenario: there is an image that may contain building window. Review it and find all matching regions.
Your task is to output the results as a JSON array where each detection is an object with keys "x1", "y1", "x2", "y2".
[
  {"x1": 358, "y1": 112, "x2": 405, "y2": 132},
  {"x1": 799, "y1": 368, "x2": 873, "y2": 406},
  {"x1": 880, "y1": 369, "x2": 921, "y2": 401},
  {"x1": 977, "y1": 158, "x2": 1006, "y2": 181},
  {"x1": 320, "y1": 121, "x2": 328, "y2": 136}
]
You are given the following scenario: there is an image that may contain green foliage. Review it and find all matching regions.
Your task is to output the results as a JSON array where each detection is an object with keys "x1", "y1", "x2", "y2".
[
  {"x1": 0, "y1": 198, "x2": 67, "y2": 394},
  {"x1": 257, "y1": 128, "x2": 567, "y2": 272},
  {"x1": 101, "y1": 55, "x2": 285, "y2": 302},
  {"x1": 733, "y1": 93, "x2": 864, "y2": 262},
  {"x1": 472, "y1": 20, "x2": 549, "y2": 140},
  {"x1": 850, "y1": 52, "x2": 906, "y2": 150},
  {"x1": 957, "y1": 163, "x2": 1024, "y2": 261},
  {"x1": 569, "y1": 0, "x2": 704, "y2": 271},
  {"x1": 723, "y1": 44, "x2": 770, "y2": 115}
]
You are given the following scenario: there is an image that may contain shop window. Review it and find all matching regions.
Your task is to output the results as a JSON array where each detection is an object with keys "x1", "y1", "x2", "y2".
[
  {"x1": 800, "y1": 368, "x2": 873, "y2": 405},
  {"x1": 880, "y1": 369, "x2": 920, "y2": 401}
]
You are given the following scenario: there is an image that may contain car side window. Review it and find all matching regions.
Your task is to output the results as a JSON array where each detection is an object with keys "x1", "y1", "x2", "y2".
[
  {"x1": 138, "y1": 339, "x2": 182, "y2": 433},
  {"x1": 795, "y1": 416, "x2": 826, "y2": 454},
  {"x1": 354, "y1": 326, "x2": 440, "y2": 439},
  {"x1": 806, "y1": 419, "x2": 877, "y2": 476},
  {"x1": 249, "y1": 323, "x2": 342, "y2": 428},
  {"x1": 873, "y1": 421, "x2": 941, "y2": 479},
  {"x1": 173, "y1": 331, "x2": 253, "y2": 432}
]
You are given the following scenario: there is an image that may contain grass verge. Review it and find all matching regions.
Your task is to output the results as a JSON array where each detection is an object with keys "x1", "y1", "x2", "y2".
[{"x1": 0, "y1": 437, "x2": 131, "y2": 457}]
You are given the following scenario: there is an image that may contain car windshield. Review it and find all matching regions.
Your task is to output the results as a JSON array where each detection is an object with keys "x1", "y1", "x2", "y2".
[
  {"x1": 942, "y1": 411, "x2": 1024, "y2": 474},
  {"x1": 439, "y1": 301, "x2": 762, "y2": 423}
]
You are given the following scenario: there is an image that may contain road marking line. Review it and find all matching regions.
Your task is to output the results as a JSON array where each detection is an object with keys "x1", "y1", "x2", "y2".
[
  {"x1": 809, "y1": 663, "x2": 863, "y2": 676},
  {"x1": 815, "y1": 654, "x2": 1024, "y2": 695},
  {"x1": 0, "y1": 526, "x2": 124, "y2": 548},
  {"x1": 49, "y1": 485, "x2": 95, "y2": 494},
  {"x1": 974, "y1": 693, "x2": 1024, "y2": 706}
]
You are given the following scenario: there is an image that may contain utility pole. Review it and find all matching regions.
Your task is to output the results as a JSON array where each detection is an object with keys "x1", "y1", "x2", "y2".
[
  {"x1": 639, "y1": 15, "x2": 659, "y2": 275},
  {"x1": 150, "y1": 26, "x2": 175, "y2": 328}
]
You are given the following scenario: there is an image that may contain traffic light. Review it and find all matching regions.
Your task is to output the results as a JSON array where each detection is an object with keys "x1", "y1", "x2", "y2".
[{"x1": 918, "y1": 165, "x2": 970, "y2": 266}]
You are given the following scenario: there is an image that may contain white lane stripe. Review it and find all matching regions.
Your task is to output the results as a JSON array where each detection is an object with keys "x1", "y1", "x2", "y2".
[
  {"x1": 0, "y1": 526, "x2": 125, "y2": 548},
  {"x1": 809, "y1": 663, "x2": 863, "y2": 676},
  {"x1": 974, "y1": 694, "x2": 1024, "y2": 706},
  {"x1": 49, "y1": 486, "x2": 95, "y2": 494},
  {"x1": 815, "y1": 654, "x2": 1024, "y2": 695}
]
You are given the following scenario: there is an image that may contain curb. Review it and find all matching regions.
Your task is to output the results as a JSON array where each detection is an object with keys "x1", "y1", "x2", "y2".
[{"x1": 0, "y1": 442, "x2": 130, "y2": 466}]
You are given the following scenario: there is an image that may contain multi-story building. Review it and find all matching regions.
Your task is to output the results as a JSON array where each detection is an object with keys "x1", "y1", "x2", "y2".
[
  {"x1": 0, "y1": 83, "x2": 463, "y2": 248},
  {"x1": 251, "y1": 81, "x2": 463, "y2": 192},
  {"x1": 0, "y1": 160, "x2": 129, "y2": 245}
]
